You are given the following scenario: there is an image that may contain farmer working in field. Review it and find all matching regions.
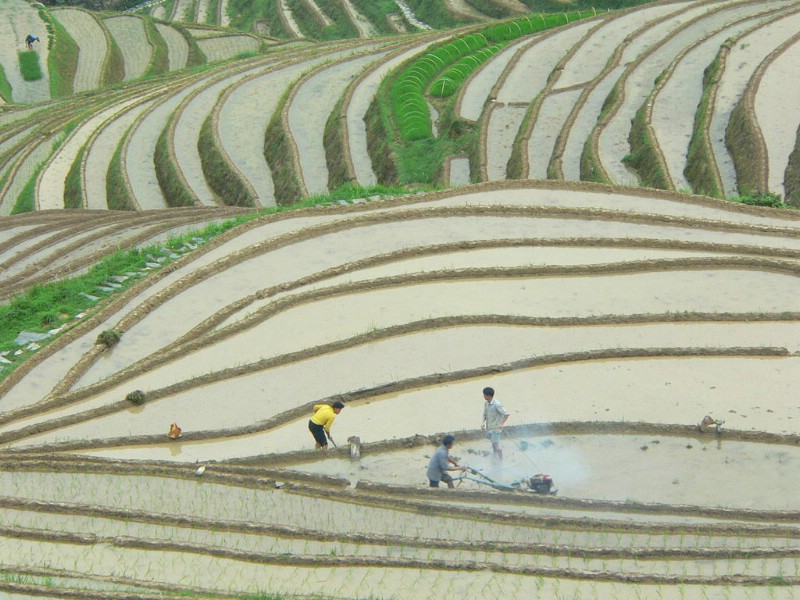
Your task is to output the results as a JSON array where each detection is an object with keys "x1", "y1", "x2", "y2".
[
  {"x1": 308, "y1": 401, "x2": 344, "y2": 450},
  {"x1": 24, "y1": 34, "x2": 39, "y2": 50},
  {"x1": 427, "y1": 434, "x2": 466, "y2": 488},
  {"x1": 481, "y1": 386, "x2": 510, "y2": 461}
]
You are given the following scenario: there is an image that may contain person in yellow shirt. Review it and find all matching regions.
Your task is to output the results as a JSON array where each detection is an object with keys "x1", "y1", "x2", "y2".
[{"x1": 308, "y1": 401, "x2": 345, "y2": 449}]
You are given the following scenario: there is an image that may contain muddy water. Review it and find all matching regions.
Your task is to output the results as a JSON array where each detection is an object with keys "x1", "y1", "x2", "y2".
[
  {"x1": 69, "y1": 210, "x2": 800, "y2": 388},
  {"x1": 447, "y1": 156, "x2": 470, "y2": 186},
  {"x1": 8, "y1": 318, "x2": 800, "y2": 442},
  {"x1": 555, "y1": 4, "x2": 682, "y2": 89},
  {"x1": 53, "y1": 353, "x2": 800, "y2": 468},
  {"x1": 497, "y1": 22, "x2": 598, "y2": 104},
  {"x1": 486, "y1": 105, "x2": 527, "y2": 180},
  {"x1": 298, "y1": 431, "x2": 800, "y2": 510}
]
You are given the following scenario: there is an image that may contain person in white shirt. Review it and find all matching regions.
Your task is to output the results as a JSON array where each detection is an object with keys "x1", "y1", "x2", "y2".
[{"x1": 481, "y1": 387, "x2": 509, "y2": 460}]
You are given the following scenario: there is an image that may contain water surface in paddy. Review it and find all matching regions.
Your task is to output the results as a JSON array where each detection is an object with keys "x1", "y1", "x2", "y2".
[{"x1": 294, "y1": 433, "x2": 800, "y2": 511}]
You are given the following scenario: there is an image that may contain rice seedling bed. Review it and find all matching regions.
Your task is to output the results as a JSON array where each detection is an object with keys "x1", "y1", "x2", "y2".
[
  {"x1": 346, "y1": 38, "x2": 445, "y2": 186},
  {"x1": 51, "y1": 9, "x2": 108, "y2": 93}
]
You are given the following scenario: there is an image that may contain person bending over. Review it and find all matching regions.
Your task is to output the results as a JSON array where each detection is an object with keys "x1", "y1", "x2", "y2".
[{"x1": 308, "y1": 401, "x2": 344, "y2": 450}]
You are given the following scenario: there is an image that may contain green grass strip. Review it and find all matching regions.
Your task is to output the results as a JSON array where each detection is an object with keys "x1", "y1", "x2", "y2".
[
  {"x1": 623, "y1": 101, "x2": 670, "y2": 190},
  {"x1": 45, "y1": 9, "x2": 78, "y2": 98},
  {"x1": 285, "y1": 0, "x2": 324, "y2": 38},
  {"x1": 198, "y1": 112, "x2": 254, "y2": 206},
  {"x1": 349, "y1": 0, "x2": 398, "y2": 35},
  {"x1": 102, "y1": 26, "x2": 126, "y2": 84},
  {"x1": 106, "y1": 134, "x2": 136, "y2": 211},
  {"x1": 64, "y1": 147, "x2": 84, "y2": 209},
  {"x1": 314, "y1": 0, "x2": 359, "y2": 40},
  {"x1": 143, "y1": 16, "x2": 170, "y2": 77},
  {"x1": 403, "y1": 0, "x2": 466, "y2": 28},
  {"x1": 0, "y1": 62, "x2": 12, "y2": 101},
  {"x1": 685, "y1": 47, "x2": 725, "y2": 198},
  {"x1": 154, "y1": 121, "x2": 197, "y2": 207},
  {"x1": 207, "y1": 0, "x2": 221, "y2": 24},
  {"x1": 464, "y1": 0, "x2": 515, "y2": 19},
  {"x1": 785, "y1": 132, "x2": 800, "y2": 205}
]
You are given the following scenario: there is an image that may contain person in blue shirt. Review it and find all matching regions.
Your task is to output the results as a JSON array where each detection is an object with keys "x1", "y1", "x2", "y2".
[
  {"x1": 25, "y1": 34, "x2": 39, "y2": 50},
  {"x1": 426, "y1": 434, "x2": 466, "y2": 488}
]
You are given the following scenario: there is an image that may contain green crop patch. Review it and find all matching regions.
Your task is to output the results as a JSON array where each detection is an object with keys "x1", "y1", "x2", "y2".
[{"x1": 18, "y1": 51, "x2": 43, "y2": 81}]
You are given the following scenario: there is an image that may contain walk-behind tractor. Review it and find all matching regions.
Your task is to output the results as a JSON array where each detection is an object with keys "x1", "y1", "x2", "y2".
[{"x1": 455, "y1": 466, "x2": 557, "y2": 495}]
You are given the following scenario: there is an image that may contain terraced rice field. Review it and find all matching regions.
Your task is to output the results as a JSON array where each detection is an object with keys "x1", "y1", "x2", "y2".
[{"x1": 1, "y1": 0, "x2": 800, "y2": 598}]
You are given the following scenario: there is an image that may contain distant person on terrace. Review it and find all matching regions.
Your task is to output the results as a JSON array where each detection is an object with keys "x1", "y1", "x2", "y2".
[
  {"x1": 25, "y1": 34, "x2": 39, "y2": 50},
  {"x1": 308, "y1": 401, "x2": 344, "y2": 450}
]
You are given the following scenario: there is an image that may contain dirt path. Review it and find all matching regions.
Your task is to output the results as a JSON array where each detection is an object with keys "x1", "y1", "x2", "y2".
[
  {"x1": 754, "y1": 34, "x2": 800, "y2": 198},
  {"x1": 52, "y1": 8, "x2": 107, "y2": 93},
  {"x1": 289, "y1": 48, "x2": 390, "y2": 195},
  {"x1": 104, "y1": 15, "x2": 152, "y2": 81},
  {"x1": 155, "y1": 23, "x2": 189, "y2": 71},
  {"x1": 0, "y1": 0, "x2": 50, "y2": 104}
]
